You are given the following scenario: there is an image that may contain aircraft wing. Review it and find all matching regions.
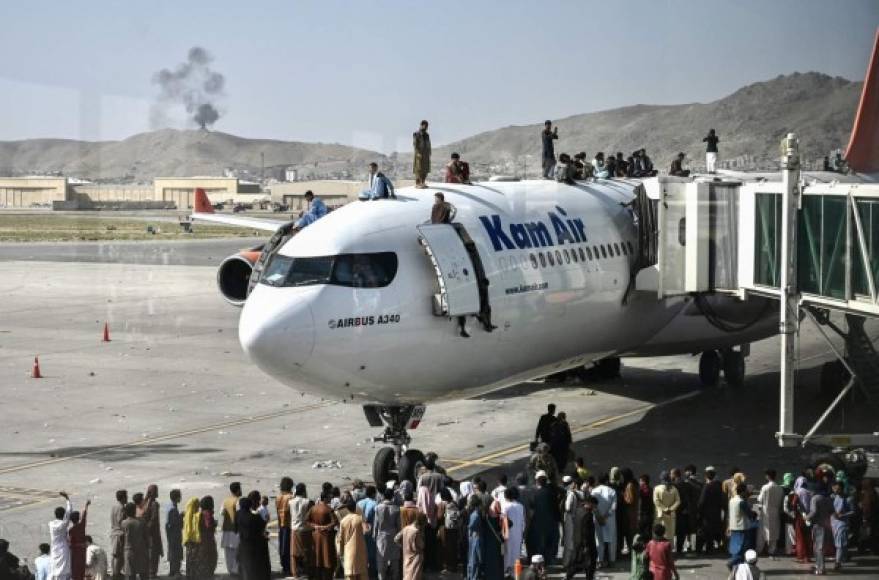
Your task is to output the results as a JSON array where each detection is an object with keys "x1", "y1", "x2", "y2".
[
  {"x1": 190, "y1": 187, "x2": 287, "y2": 232},
  {"x1": 191, "y1": 211, "x2": 287, "y2": 232}
]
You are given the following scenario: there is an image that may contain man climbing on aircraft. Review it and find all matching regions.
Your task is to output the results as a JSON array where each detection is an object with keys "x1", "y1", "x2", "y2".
[
  {"x1": 413, "y1": 120, "x2": 431, "y2": 188},
  {"x1": 293, "y1": 191, "x2": 327, "y2": 231}
]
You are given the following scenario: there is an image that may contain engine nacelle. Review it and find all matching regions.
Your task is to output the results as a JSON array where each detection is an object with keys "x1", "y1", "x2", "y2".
[{"x1": 217, "y1": 250, "x2": 262, "y2": 306}]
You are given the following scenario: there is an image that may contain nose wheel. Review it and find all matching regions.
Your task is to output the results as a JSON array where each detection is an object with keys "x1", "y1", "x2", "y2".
[{"x1": 364, "y1": 404, "x2": 427, "y2": 488}]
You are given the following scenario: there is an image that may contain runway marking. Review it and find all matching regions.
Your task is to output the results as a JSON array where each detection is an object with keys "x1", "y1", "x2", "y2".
[
  {"x1": 445, "y1": 390, "x2": 701, "y2": 474},
  {"x1": 0, "y1": 485, "x2": 60, "y2": 513},
  {"x1": 0, "y1": 401, "x2": 337, "y2": 477}
]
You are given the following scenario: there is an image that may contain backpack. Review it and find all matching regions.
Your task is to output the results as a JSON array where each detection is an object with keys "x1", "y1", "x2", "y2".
[{"x1": 444, "y1": 501, "x2": 461, "y2": 529}]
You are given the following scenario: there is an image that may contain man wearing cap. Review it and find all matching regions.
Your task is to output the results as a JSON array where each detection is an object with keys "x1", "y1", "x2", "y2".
[
  {"x1": 729, "y1": 549, "x2": 764, "y2": 580},
  {"x1": 527, "y1": 471, "x2": 560, "y2": 566},
  {"x1": 520, "y1": 555, "x2": 546, "y2": 580},
  {"x1": 697, "y1": 467, "x2": 725, "y2": 553}
]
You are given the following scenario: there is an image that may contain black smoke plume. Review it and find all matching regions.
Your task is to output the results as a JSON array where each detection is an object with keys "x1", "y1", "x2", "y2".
[{"x1": 153, "y1": 47, "x2": 225, "y2": 129}]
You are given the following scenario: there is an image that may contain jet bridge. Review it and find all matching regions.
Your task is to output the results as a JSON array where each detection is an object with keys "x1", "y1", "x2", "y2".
[{"x1": 634, "y1": 134, "x2": 879, "y2": 463}]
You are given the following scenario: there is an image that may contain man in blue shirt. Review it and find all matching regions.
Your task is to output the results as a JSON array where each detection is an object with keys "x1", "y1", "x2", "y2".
[
  {"x1": 360, "y1": 163, "x2": 396, "y2": 201},
  {"x1": 294, "y1": 190, "x2": 328, "y2": 230},
  {"x1": 356, "y1": 486, "x2": 379, "y2": 580}
]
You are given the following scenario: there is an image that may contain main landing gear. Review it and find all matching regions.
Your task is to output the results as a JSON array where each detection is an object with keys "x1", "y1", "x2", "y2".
[
  {"x1": 363, "y1": 404, "x2": 427, "y2": 489},
  {"x1": 698, "y1": 346, "x2": 747, "y2": 388}
]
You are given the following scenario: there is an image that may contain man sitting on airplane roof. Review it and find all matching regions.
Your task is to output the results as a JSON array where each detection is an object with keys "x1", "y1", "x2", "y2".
[
  {"x1": 669, "y1": 152, "x2": 690, "y2": 177},
  {"x1": 293, "y1": 191, "x2": 327, "y2": 231},
  {"x1": 360, "y1": 162, "x2": 396, "y2": 200},
  {"x1": 592, "y1": 152, "x2": 610, "y2": 179},
  {"x1": 554, "y1": 153, "x2": 577, "y2": 184},
  {"x1": 444, "y1": 152, "x2": 471, "y2": 184}
]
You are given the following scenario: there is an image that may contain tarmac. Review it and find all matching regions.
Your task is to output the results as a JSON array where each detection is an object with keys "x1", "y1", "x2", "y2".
[{"x1": 0, "y1": 238, "x2": 877, "y2": 579}]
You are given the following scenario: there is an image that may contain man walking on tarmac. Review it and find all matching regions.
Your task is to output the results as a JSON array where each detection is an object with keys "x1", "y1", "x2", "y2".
[{"x1": 534, "y1": 404, "x2": 557, "y2": 446}]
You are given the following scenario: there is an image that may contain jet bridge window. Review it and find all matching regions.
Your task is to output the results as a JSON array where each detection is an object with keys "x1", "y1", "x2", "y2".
[{"x1": 261, "y1": 253, "x2": 398, "y2": 288}]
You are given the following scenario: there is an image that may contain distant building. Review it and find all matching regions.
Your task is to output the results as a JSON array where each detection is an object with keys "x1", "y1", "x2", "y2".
[
  {"x1": 0, "y1": 177, "x2": 67, "y2": 207},
  {"x1": 285, "y1": 167, "x2": 298, "y2": 182}
]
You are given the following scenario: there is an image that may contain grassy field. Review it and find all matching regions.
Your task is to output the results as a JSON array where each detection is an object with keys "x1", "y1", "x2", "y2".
[{"x1": 0, "y1": 214, "x2": 262, "y2": 242}]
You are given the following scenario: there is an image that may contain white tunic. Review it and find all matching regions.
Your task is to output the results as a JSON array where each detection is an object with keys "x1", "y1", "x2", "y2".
[
  {"x1": 758, "y1": 480, "x2": 785, "y2": 542},
  {"x1": 502, "y1": 500, "x2": 525, "y2": 574},
  {"x1": 85, "y1": 545, "x2": 108, "y2": 580},
  {"x1": 49, "y1": 500, "x2": 72, "y2": 580},
  {"x1": 592, "y1": 485, "x2": 618, "y2": 544}
]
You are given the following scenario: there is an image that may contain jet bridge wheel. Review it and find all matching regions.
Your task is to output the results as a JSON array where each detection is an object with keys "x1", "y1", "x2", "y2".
[
  {"x1": 397, "y1": 449, "x2": 426, "y2": 485},
  {"x1": 373, "y1": 447, "x2": 397, "y2": 489},
  {"x1": 698, "y1": 350, "x2": 721, "y2": 387},
  {"x1": 722, "y1": 350, "x2": 745, "y2": 387}
]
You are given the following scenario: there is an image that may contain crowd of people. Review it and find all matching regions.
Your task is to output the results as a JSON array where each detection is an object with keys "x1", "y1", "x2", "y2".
[
  {"x1": 4, "y1": 405, "x2": 875, "y2": 580},
  {"x1": 541, "y1": 121, "x2": 721, "y2": 184}
]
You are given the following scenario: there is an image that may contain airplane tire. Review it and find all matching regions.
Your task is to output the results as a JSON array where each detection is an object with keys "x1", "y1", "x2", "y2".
[
  {"x1": 698, "y1": 350, "x2": 721, "y2": 387},
  {"x1": 372, "y1": 447, "x2": 396, "y2": 489},
  {"x1": 596, "y1": 357, "x2": 622, "y2": 379},
  {"x1": 723, "y1": 350, "x2": 745, "y2": 387},
  {"x1": 397, "y1": 449, "x2": 426, "y2": 484}
]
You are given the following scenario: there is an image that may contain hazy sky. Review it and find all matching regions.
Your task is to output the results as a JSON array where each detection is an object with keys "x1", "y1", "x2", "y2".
[{"x1": 1, "y1": 0, "x2": 876, "y2": 152}]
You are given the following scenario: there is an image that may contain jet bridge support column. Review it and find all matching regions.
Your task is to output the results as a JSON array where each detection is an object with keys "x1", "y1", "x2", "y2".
[{"x1": 777, "y1": 134, "x2": 802, "y2": 447}]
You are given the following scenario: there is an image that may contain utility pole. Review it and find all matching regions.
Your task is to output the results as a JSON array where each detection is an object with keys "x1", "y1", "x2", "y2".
[{"x1": 777, "y1": 133, "x2": 801, "y2": 447}]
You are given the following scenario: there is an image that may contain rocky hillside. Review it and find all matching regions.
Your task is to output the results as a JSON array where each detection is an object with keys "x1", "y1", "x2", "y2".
[
  {"x1": 434, "y1": 72, "x2": 860, "y2": 174},
  {"x1": 0, "y1": 72, "x2": 861, "y2": 180},
  {"x1": 0, "y1": 128, "x2": 385, "y2": 182}
]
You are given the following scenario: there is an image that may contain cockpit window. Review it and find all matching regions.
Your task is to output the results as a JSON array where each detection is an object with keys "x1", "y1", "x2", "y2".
[{"x1": 261, "y1": 252, "x2": 398, "y2": 288}]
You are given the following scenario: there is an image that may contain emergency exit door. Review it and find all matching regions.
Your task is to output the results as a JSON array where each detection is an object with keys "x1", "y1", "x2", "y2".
[{"x1": 417, "y1": 224, "x2": 481, "y2": 317}]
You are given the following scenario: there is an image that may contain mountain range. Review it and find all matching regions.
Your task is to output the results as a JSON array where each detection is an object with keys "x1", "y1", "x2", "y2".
[{"x1": 0, "y1": 72, "x2": 861, "y2": 182}]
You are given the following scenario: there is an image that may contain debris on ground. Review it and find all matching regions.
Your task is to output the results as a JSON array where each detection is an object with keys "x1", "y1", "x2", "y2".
[{"x1": 312, "y1": 460, "x2": 342, "y2": 470}]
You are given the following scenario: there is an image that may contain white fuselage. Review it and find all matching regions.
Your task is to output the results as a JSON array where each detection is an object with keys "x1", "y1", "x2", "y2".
[{"x1": 238, "y1": 180, "x2": 776, "y2": 404}]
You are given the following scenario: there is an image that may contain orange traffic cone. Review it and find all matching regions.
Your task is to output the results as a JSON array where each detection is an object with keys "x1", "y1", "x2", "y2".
[
  {"x1": 514, "y1": 558, "x2": 523, "y2": 580},
  {"x1": 32, "y1": 356, "x2": 42, "y2": 378},
  {"x1": 102, "y1": 322, "x2": 111, "y2": 342}
]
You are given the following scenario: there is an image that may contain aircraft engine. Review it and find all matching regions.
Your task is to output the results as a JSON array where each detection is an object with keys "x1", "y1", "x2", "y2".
[{"x1": 217, "y1": 249, "x2": 262, "y2": 306}]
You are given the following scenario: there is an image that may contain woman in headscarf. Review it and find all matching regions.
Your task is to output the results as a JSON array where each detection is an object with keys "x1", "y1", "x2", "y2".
[
  {"x1": 237, "y1": 492, "x2": 270, "y2": 580},
  {"x1": 653, "y1": 472, "x2": 680, "y2": 541},
  {"x1": 786, "y1": 476, "x2": 813, "y2": 562},
  {"x1": 436, "y1": 488, "x2": 460, "y2": 574},
  {"x1": 183, "y1": 498, "x2": 202, "y2": 580},
  {"x1": 620, "y1": 468, "x2": 639, "y2": 556},
  {"x1": 482, "y1": 500, "x2": 505, "y2": 580},
  {"x1": 197, "y1": 497, "x2": 218, "y2": 579},
  {"x1": 465, "y1": 495, "x2": 484, "y2": 580},
  {"x1": 143, "y1": 485, "x2": 164, "y2": 578},
  {"x1": 637, "y1": 475, "x2": 654, "y2": 540}
]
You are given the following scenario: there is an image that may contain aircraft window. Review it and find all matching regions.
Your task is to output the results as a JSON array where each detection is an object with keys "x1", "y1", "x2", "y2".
[
  {"x1": 600, "y1": 245, "x2": 608, "y2": 259},
  {"x1": 614, "y1": 243, "x2": 621, "y2": 256},
  {"x1": 547, "y1": 252, "x2": 555, "y2": 266},
  {"x1": 593, "y1": 246, "x2": 600, "y2": 259},
  {"x1": 585, "y1": 247, "x2": 592, "y2": 260},
  {"x1": 261, "y1": 253, "x2": 398, "y2": 288},
  {"x1": 579, "y1": 248, "x2": 587, "y2": 261},
  {"x1": 620, "y1": 243, "x2": 627, "y2": 255},
  {"x1": 530, "y1": 254, "x2": 538, "y2": 269},
  {"x1": 539, "y1": 252, "x2": 547, "y2": 268},
  {"x1": 627, "y1": 240, "x2": 635, "y2": 254},
  {"x1": 571, "y1": 249, "x2": 578, "y2": 263},
  {"x1": 555, "y1": 250, "x2": 562, "y2": 264}
]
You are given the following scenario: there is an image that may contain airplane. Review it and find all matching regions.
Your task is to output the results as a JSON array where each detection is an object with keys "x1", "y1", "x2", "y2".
[{"x1": 192, "y1": 28, "x2": 879, "y2": 487}]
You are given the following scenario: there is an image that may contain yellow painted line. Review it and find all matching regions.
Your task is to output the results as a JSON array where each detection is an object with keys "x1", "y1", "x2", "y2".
[
  {"x1": 0, "y1": 497, "x2": 56, "y2": 514},
  {"x1": 0, "y1": 401, "x2": 336, "y2": 476},
  {"x1": 446, "y1": 390, "x2": 700, "y2": 474}
]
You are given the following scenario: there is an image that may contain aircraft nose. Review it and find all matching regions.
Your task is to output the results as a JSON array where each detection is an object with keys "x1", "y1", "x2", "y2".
[{"x1": 238, "y1": 285, "x2": 316, "y2": 375}]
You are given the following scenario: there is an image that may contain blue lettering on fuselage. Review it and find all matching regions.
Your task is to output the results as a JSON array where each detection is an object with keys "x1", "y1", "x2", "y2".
[{"x1": 479, "y1": 206, "x2": 587, "y2": 251}]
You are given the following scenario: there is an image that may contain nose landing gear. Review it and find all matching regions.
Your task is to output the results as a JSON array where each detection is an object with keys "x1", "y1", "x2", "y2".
[{"x1": 363, "y1": 404, "x2": 427, "y2": 489}]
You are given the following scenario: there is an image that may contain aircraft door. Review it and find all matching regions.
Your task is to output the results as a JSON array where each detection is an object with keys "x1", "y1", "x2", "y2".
[{"x1": 416, "y1": 224, "x2": 482, "y2": 317}]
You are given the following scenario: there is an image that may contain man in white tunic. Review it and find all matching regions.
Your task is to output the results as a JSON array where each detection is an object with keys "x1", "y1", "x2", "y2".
[
  {"x1": 591, "y1": 474, "x2": 618, "y2": 567},
  {"x1": 757, "y1": 469, "x2": 785, "y2": 558},
  {"x1": 501, "y1": 487, "x2": 525, "y2": 577},
  {"x1": 49, "y1": 492, "x2": 73, "y2": 580}
]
